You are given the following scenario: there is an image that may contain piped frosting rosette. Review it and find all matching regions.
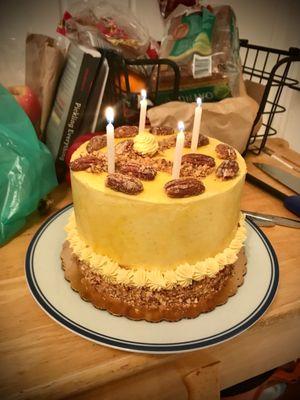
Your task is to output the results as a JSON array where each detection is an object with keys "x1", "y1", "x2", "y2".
[{"x1": 133, "y1": 132, "x2": 159, "y2": 156}]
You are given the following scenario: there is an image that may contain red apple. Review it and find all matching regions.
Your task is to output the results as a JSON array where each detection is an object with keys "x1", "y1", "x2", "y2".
[{"x1": 8, "y1": 85, "x2": 41, "y2": 125}]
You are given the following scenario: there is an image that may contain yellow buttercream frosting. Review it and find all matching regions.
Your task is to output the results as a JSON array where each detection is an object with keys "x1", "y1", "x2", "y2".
[
  {"x1": 116, "y1": 269, "x2": 134, "y2": 285},
  {"x1": 65, "y1": 212, "x2": 247, "y2": 290},
  {"x1": 132, "y1": 269, "x2": 148, "y2": 287},
  {"x1": 71, "y1": 134, "x2": 246, "y2": 271},
  {"x1": 133, "y1": 131, "x2": 159, "y2": 156}
]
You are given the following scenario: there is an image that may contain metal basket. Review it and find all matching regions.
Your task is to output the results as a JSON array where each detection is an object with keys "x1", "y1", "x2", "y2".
[{"x1": 240, "y1": 39, "x2": 300, "y2": 154}]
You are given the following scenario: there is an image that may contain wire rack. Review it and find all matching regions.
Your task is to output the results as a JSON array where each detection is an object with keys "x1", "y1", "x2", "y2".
[{"x1": 240, "y1": 39, "x2": 300, "y2": 154}]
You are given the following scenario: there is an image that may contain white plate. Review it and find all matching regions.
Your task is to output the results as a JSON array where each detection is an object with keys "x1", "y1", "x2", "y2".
[{"x1": 26, "y1": 205, "x2": 279, "y2": 354}]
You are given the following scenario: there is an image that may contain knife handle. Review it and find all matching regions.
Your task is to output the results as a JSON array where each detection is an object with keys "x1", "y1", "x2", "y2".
[
  {"x1": 246, "y1": 173, "x2": 286, "y2": 201},
  {"x1": 284, "y1": 196, "x2": 300, "y2": 217},
  {"x1": 246, "y1": 174, "x2": 300, "y2": 217}
]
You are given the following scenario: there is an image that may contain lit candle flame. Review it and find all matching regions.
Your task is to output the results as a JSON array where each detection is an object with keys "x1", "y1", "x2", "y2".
[
  {"x1": 141, "y1": 89, "x2": 147, "y2": 100},
  {"x1": 105, "y1": 107, "x2": 114, "y2": 124},
  {"x1": 178, "y1": 121, "x2": 185, "y2": 132},
  {"x1": 196, "y1": 97, "x2": 202, "y2": 106}
]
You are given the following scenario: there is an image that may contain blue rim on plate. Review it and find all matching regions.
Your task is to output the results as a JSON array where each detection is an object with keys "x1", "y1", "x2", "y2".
[{"x1": 25, "y1": 204, "x2": 279, "y2": 353}]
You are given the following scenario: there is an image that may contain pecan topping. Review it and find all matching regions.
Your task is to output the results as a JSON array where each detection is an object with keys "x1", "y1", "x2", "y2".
[
  {"x1": 150, "y1": 126, "x2": 174, "y2": 136},
  {"x1": 165, "y1": 177, "x2": 205, "y2": 198},
  {"x1": 158, "y1": 135, "x2": 177, "y2": 152},
  {"x1": 216, "y1": 160, "x2": 239, "y2": 180},
  {"x1": 182, "y1": 153, "x2": 215, "y2": 168},
  {"x1": 184, "y1": 132, "x2": 209, "y2": 148},
  {"x1": 115, "y1": 125, "x2": 138, "y2": 138},
  {"x1": 115, "y1": 140, "x2": 134, "y2": 156},
  {"x1": 151, "y1": 158, "x2": 173, "y2": 173},
  {"x1": 86, "y1": 135, "x2": 107, "y2": 153},
  {"x1": 215, "y1": 143, "x2": 236, "y2": 160},
  {"x1": 70, "y1": 155, "x2": 106, "y2": 172},
  {"x1": 118, "y1": 162, "x2": 157, "y2": 180},
  {"x1": 180, "y1": 154, "x2": 215, "y2": 178},
  {"x1": 105, "y1": 173, "x2": 143, "y2": 195},
  {"x1": 180, "y1": 163, "x2": 213, "y2": 178}
]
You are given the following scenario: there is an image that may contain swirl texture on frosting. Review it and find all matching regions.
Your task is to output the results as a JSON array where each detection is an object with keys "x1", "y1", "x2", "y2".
[{"x1": 133, "y1": 132, "x2": 159, "y2": 156}]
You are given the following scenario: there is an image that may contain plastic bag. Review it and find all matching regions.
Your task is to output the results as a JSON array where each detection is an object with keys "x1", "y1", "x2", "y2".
[
  {"x1": 58, "y1": 1, "x2": 157, "y2": 58},
  {"x1": 159, "y1": 0, "x2": 197, "y2": 19},
  {"x1": 0, "y1": 85, "x2": 57, "y2": 245},
  {"x1": 157, "y1": 4, "x2": 241, "y2": 103}
]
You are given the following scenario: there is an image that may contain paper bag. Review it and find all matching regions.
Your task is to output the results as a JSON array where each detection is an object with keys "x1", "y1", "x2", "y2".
[
  {"x1": 147, "y1": 94, "x2": 259, "y2": 154},
  {"x1": 25, "y1": 34, "x2": 65, "y2": 135}
]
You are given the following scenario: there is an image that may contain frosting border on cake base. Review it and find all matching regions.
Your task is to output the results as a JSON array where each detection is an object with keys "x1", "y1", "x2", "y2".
[{"x1": 61, "y1": 242, "x2": 247, "y2": 322}]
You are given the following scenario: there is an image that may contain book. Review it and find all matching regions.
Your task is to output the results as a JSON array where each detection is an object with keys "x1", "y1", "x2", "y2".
[
  {"x1": 45, "y1": 43, "x2": 101, "y2": 177},
  {"x1": 79, "y1": 56, "x2": 109, "y2": 135}
]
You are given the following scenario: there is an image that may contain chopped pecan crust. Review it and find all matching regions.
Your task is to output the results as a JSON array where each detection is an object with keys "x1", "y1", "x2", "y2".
[
  {"x1": 76, "y1": 254, "x2": 234, "y2": 310},
  {"x1": 115, "y1": 139, "x2": 135, "y2": 156},
  {"x1": 180, "y1": 163, "x2": 214, "y2": 178},
  {"x1": 158, "y1": 135, "x2": 177, "y2": 152},
  {"x1": 184, "y1": 132, "x2": 209, "y2": 148}
]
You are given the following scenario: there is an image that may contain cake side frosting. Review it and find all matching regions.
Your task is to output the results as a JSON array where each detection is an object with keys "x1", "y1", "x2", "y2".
[
  {"x1": 70, "y1": 134, "x2": 246, "y2": 270},
  {"x1": 65, "y1": 212, "x2": 247, "y2": 290}
]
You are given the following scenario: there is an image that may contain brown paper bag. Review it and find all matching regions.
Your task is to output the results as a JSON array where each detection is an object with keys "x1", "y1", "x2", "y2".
[
  {"x1": 147, "y1": 93, "x2": 259, "y2": 154},
  {"x1": 25, "y1": 34, "x2": 65, "y2": 135}
]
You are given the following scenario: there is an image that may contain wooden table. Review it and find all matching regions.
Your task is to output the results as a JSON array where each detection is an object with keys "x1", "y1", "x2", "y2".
[{"x1": 1, "y1": 139, "x2": 300, "y2": 400}]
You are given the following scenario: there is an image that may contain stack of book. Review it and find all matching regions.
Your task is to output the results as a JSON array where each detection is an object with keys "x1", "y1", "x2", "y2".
[{"x1": 46, "y1": 43, "x2": 109, "y2": 177}]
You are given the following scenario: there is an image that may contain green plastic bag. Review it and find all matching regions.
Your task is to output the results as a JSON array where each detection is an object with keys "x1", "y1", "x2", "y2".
[{"x1": 0, "y1": 85, "x2": 57, "y2": 244}]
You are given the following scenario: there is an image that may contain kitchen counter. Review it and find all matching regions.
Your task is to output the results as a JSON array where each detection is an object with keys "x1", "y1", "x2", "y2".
[{"x1": 1, "y1": 139, "x2": 299, "y2": 400}]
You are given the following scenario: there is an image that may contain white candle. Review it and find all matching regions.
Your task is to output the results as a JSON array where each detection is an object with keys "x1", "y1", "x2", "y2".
[
  {"x1": 105, "y1": 107, "x2": 115, "y2": 174},
  {"x1": 191, "y1": 97, "x2": 202, "y2": 152},
  {"x1": 138, "y1": 89, "x2": 147, "y2": 133},
  {"x1": 172, "y1": 121, "x2": 185, "y2": 179}
]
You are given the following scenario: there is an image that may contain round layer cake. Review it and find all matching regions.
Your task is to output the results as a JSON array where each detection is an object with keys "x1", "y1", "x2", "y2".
[{"x1": 63, "y1": 126, "x2": 247, "y2": 322}]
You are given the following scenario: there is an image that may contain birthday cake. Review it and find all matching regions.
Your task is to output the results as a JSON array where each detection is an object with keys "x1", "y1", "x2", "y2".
[{"x1": 61, "y1": 125, "x2": 247, "y2": 322}]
